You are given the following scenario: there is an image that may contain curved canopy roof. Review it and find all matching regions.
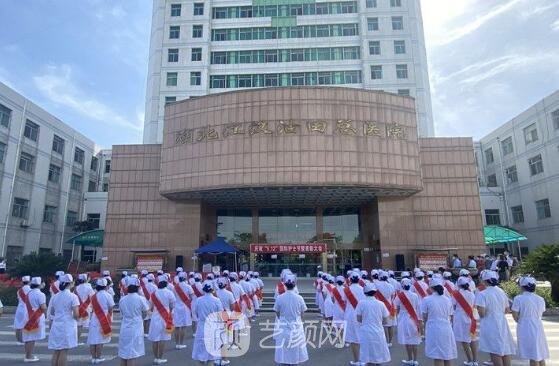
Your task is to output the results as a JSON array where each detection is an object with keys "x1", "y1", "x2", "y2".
[
  {"x1": 484, "y1": 225, "x2": 527, "y2": 244},
  {"x1": 66, "y1": 229, "x2": 104, "y2": 247}
]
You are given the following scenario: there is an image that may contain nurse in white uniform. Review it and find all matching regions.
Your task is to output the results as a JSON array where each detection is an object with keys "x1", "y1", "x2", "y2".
[
  {"x1": 376, "y1": 270, "x2": 396, "y2": 346},
  {"x1": 14, "y1": 275, "x2": 31, "y2": 344},
  {"x1": 475, "y1": 271, "x2": 515, "y2": 366},
  {"x1": 87, "y1": 278, "x2": 115, "y2": 364},
  {"x1": 119, "y1": 276, "x2": 149, "y2": 366},
  {"x1": 48, "y1": 274, "x2": 80, "y2": 366},
  {"x1": 273, "y1": 274, "x2": 308, "y2": 366},
  {"x1": 75, "y1": 273, "x2": 95, "y2": 345},
  {"x1": 344, "y1": 271, "x2": 365, "y2": 365},
  {"x1": 511, "y1": 276, "x2": 549, "y2": 366},
  {"x1": 148, "y1": 275, "x2": 176, "y2": 365},
  {"x1": 394, "y1": 278, "x2": 422, "y2": 366},
  {"x1": 452, "y1": 277, "x2": 479, "y2": 366},
  {"x1": 421, "y1": 277, "x2": 457, "y2": 366},
  {"x1": 172, "y1": 271, "x2": 194, "y2": 350},
  {"x1": 356, "y1": 282, "x2": 391, "y2": 366},
  {"x1": 22, "y1": 277, "x2": 46, "y2": 363},
  {"x1": 192, "y1": 280, "x2": 225, "y2": 365}
]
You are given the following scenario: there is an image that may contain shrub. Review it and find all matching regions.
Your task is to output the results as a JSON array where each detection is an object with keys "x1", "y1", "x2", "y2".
[
  {"x1": 500, "y1": 280, "x2": 557, "y2": 308},
  {"x1": 0, "y1": 285, "x2": 18, "y2": 306},
  {"x1": 519, "y1": 244, "x2": 559, "y2": 302},
  {"x1": 8, "y1": 252, "x2": 67, "y2": 281}
]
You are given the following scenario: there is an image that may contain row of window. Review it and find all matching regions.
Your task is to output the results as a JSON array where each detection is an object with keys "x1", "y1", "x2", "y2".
[
  {"x1": 209, "y1": 71, "x2": 362, "y2": 89},
  {"x1": 484, "y1": 153, "x2": 545, "y2": 187},
  {"x1": 371, "y1": 64, "x2": 409, "y2": 79},
  {"x1": 484, "y1": 198, "x2": 552, "y2": 226},
  {"x1": 170, "y1": 3, "x2": 203, "y2": 17},
  {"x1": 11, "y1": 197, "x2": 100, "y2": 227},
  {"x1": 210, "y1": 23, "x2": 360, "y2": 41},
  {"x1": 211, "y1": 2, "x2": 358, "y2": 19},
  {"x1": 209, "y1": 47, "x2": 360, "y2": 65},
  {"x1": 369, "y1": 40, "x2": 406, "y2": 55}
]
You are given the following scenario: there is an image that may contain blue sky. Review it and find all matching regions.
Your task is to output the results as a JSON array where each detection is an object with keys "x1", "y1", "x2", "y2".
[{"x1": 0, "y1": 0, "x2": 558, "y2": 148}]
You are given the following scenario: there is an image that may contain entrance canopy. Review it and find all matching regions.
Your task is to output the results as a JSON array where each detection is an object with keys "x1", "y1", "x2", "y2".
[
  {"x1": 484, "y1": 225, "x2": 527, "y2": 245},
  {"x1": 66, "y1": 229, "x2": 104, "y2": 247},
  {"x1": 195, "y1": 237, "x2": 238, "y2": 254}
]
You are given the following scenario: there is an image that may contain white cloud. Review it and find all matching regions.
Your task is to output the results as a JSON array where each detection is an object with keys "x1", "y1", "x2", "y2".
[
  {"x1": 33, "y1": 64, "x2": 142, "y2": 131},
  {"x1": 552, "y1": 19, "x2": 559, "y2": 31}
]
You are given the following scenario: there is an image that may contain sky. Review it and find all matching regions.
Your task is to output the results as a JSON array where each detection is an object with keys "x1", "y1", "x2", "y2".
[{"x1": 0, "y1": 0, "x2": 558, "y2": 148}]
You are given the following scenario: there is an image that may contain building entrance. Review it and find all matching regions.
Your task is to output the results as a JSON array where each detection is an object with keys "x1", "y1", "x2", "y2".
[{"x1": 254, "y1": 253, "x2": 321, "y2": 277}]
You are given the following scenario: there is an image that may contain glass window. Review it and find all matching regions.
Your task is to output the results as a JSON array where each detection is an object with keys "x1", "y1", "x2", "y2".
[
  {"x1": 486, "y1": 174, "x2": 497, "y2": 187},
  {"x1": 102, "y1": 183, "x2": 109, "y2": 192},
  {"x1": 24, "y1": 120, "x2": 39, "y2": 141},
  {"x1": 192, "y1": 25, "x2": 203, "y2": 38},
  {"x1": 344, "y1": 70, "x2": 361, "y2": 84},
  {"x1": 43, "y1": 205, "x2": 57, "y2": 224},
  {"x1": 553, "y1": 109, "x2": 559, "y2": 130},
  {"x1": 90, "y1": 156, "x2": 98, "y2": 171},
  {"x1": 192, "y1": 48, "x2": 202, "y2": 61},
  {"x1": 341, "y1": 24, "x2": 357, "y2": 36},
  {"x1": 341, "y1": 2, "x2": 355, "y2": 13},
  {"x1": 239, "y1": 50, "x2": 252, "y2": 63},
  {"x1": 48, "y1": 164, "x2": 61, "y2": 183},
  {"x1": 0, "y1": 142, "x2": 5, "y2": 163},
  {"x1": 169, "y1": 25, "x2": 180, "y2": 39},
  {"x1": 264, "y1": 74, "x2": 278, "y2": 86},
  {"x1": 370, "y1": 65, "x2": 382, "y2": 80},
  {"x1": 238, "y1": 75, "x2": 252, "y2": 88},
  {"x1": 168, "y1": 48, "x2": 179, "y2": 62},
  {"x1": 316, "y1": 25, "x2": 330, "y2": 37},
  {"x1": 193, "y1": 3, "x2": 204, "y2": 15},
  {"x1": 66, "y1": 210, "x2": 78, "y2": 227},
  {"x1": 52, "y1": 134, "x2": 65, "y2": 154},
  {"x1": 190, "y1": 72, "x2": 201, "y2": 86},
  {"x1": 535, "y1": 199, "x2": 551, "y2": 220},
  {"x1": 528, "y1": 154, "x2": 544, "y2": 175},
  {"x1": 88, "y1": 180, "x2": 97, "y2": 192},
  {"x1": 258, "y1": 208, "x2": 317, "y2": 243},
  {"x1": 484, "y1": 147, "x2": 494, "y2": 164},
  {"x1": 18, "y1": 152, "x2": 34, "y2": 173},
  {"x1": 392, "y1": 16, "x2": 404, "y2": 30},
  {"x1": 210, "y1": 75, "x2": 226, "y2": 88},
  {"x1": 290, "y1": 27, "x2": 304, "y2": 38},
  {"x1": 166, "y1": 72, "x2": 178, "y2": 86},
  {"x1": 290, "y1": 49, "x2": 304, "y2": 62},
  {"x1": 0, "y1": 104, "x2": 11, "y2": 128},
  {"x1": 240, "y1": 6, "x2": 253, "y2": 17},
  {"x1": 398, "y1": 89, "x2": 410, "y2": 96},
  {"x1": 368, "y1": 41, "x2": 380, "y2": 55},
  {"x1": 323, "y1": 207, "x2": 361, "y2": 245},
  {"x1": 213, "y1": 29, "x2": 227, "y2": 41},
  {"x1": 394, "y1": 40, "x2": 406, "y2": 54},
  {"x1": 396, "y1": 64, "x2": 408, "y2": 79},
  {"x1": 212, "y1": 52, "x2": 227, "y2": 64},
  {"x1": 484, "y1": 209, "x2": 501, "y2": 225},
  {"x1": 366, "y1": 0, "x2": 377, "y2": 8},
  {"x1": 264, "y1": 50, "x2": 278, "y2": 63},
  {"x1": 217, "y1": 209, "x2": 253, "y2": 245},
  {"x1": 165, "y1": 96, "x2": 177, "y2": 104},
  {"x1": 318, "y1": 72, "x2": 332, "y2": 85},
  {"x1": 290, "y1": 4, "x2": 303, "y2": 15},
  {"x1": 367, "y1": 17, "x2": 379, "y2": 31},
  {"x1": 390, "y1": 0, "x2": 402, "y2": 7},
  {"x1": 12, "y1": 198, "x2": 29, "y2": 219},
  {"x1": 170, "y1": 3, "x2": 181, "y2": 16},
  {"x1": 104, "y1": 159, "x2": 111, "y2": 173},
  {"x1": 343, "y1": 47, "x2": 359, "y2": 59},
  {"x1": 511, "y1": 206, "x2": 524, "y2": 224},
  {"x1": 74, "y1": 147, "x2": 84, "y2": 164},
  {"x1": 290, "y1": 73, "x2": 305, "y2": 85},
  {"x1": 70, "y1": 173, "x2": 82, "y2": 191},
  {"x1": 505, "y1": 165, "x2": 518, "y2": 183},
  {"x1": 523, "y1": 123, "x2": 538, "y2": 144},
  {"x1": 316, "y1": 3, "x2": 328, "y2": 14},
  {"x1": 501, "y1": 136, "x2": 513, "y2": 155},
  {"x1": 87, "y1": 213, "x2": 101, "y2": 229},
  {"x1": 239, "y1": 28, "x2": 252, "y2": 40},
  {"x1": 213, "y1": 8, "x2": 227, "y2": 18}
]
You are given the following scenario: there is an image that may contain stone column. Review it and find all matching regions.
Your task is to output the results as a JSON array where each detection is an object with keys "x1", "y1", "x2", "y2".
[{"x1": 250, "y1": 208, "x2": 258, "y2": 270}]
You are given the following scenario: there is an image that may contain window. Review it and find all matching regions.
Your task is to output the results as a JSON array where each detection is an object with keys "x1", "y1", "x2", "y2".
[
  {"x1": 501, "y1": 136, "x2": 513, "y2": 155},
  {"x1": 90, "y1": 156, "x2": 98, "y2": 171},
  {"x1": 240, "y1": 6, "x2": 253, "y2": 17},
  {"x1": 104, "y1": 159, "x2": 111, "y2": 173},
  {"x1": 341, "y1": 2, "x2": 355, "y2": 13},
  {"x1": 66, "y1": 210, "x2": 78, "y2": 227},
  {"x1": 102, "y1": 183, "x2": 109, "y2": 192},
  {"x1": 290, "y1": 49, "x2": 304, "y2": 62},
  {"x1": 528, "y1": 154, "x2": 544, "y2": 176},
  {"x1": 212, "y1": 52, "x2": 227, "y2": 64},
  {"x1": 0, "y1": 142, "x2": 6, "y2": 163},
  {"x1": 190, "y1": 72, "x2": 201, "y2": 86},
  {"x1": 318, "y1": 72, "x2": 332, "y2": 85},
  {"x1": 371, "y1": 65, "x2": 382, "y2": 80},
  {"x1": 48, "y1": 164, "x2": 61, "y2": 183},
  {"x1": 43, "y1": 206, "x2": 57, "y2": 224},
  {"x1": 343, "y1": 47, "x2": 359, "y2": 59},
  {"x1": 0, "y1": 104, "x2": 11, "y2": 128},
  {"x1": 511, "y1": 206, "x2": 524, "y2": 224},
  {"x1": 170, "y1": 3, "x2": 181, "y2": 16},
  {"x1": 316, "y1": 25, "x2": 330, "y2": 37},
  {"x1": 264, "y1": 74, "x2": 278, "y2": 86},
  {"x1": 70, "y1": 174, "x2": 82, "y2": 191},
  {"x1": 341, "y1": 24, "x2": 357, "y2": 36},
  {"x1": 213, "y1": 8, "x2": 227, "y2": 18},
  {"x1": 392, "y1": 16, "x2": 403, "y2": 30},
  {"x1": 524, "y1": 123, "x2": 538, "y2": 144},
  {"x1": 52, "y1": 135, "x2": 65, "y2": 154},
  {"x1": 394, "y1": 40, "x2": 406, "y2": 54},
  {"x1": 210, "y1": 75, "x2": 226, "y2": 89},
  {"x1": 290, "y1": 4, "x2": 303, "y2": 15},
  {"x1": 88, "y1": 180, "x2": 97, "y2": 192},
  {"x1": 396, "y1": 64, "x2": 408, "y2": 79},
  {"x1": 238, "y1": 75, "x2": 252, "y2": 88},
  {"x1": 193, "y1": 3, "x2": 204, "y2": 15},
  {"x1": 264, "y1": 50, "x2": 278, "y2": 63},
  {"x1": 168, "y1": 48, "x2": 179, "y2": 62},
  {"x1": 165, "y1": 96, "x2": 176, "y2": 104},
  {"x1": 12, "y1": 198, "x2": 29, "y2": 219},
  {"x1": 486, "y1": 174, "x2": 497, "y2": 187},
  {"x1": 169, "y1": 25, "x2": 180, "y2": 39},
  {"x1": 366, "y1": 0, "x2": 377, "y2": 8},
  {"x1": 291, "y1": 73, "x2": 305, "y2": 86},
  {"x1": 552, "y1": 109, "x2": 559, "y2": 130},
  {"x1": 24, "y1": 120, "x2": 39, "y2": 141},
  {"x1": 484, "y1": 209, "x2": 501, "y2": 225},
  {"x1": 368, "y1": 41, "x2": 380, "y2": 55},
  {"x1": 192, "y1": 48, "x2": 202, "y2": 61},
  {"x1": 484, "y1": 147, "x2": 494, "y2": 164},
  {"x1": 535, "y1": 199, "x2": 551, "y2": 219},
  {"x1": 391, "y1": 0, "x2": 402, "y2": 6},
  {"x1": 505, "y1": 165, "x2": 518, "y2": 183},
  {"x1": 213, "y1": 29, "x2": 227, "y2": 41},
  {"x1": 192, "y1": 25, "x2": 203, "y2": 38},
  {"x1": 398, "y1": 89, "x2": 410, "y2": 96},
  {"x1": 74, "y1": 147, "x2": 84, "y2": 164},
  {"x1": 166, "y1": 72, "x2": 178, "y2": 86},
  {"x1": 239, "y1": 50, "x2": 252, "y2": 63},
  {"x1": 18, "y1": 152, "x2": 34, "y2": 173},
  {"x1": 87, "y1": 213, "x2": 101, "y2": 229}
]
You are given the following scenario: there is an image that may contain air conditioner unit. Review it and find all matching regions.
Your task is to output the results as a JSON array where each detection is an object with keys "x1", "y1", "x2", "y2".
[{"x1": 20, "y1": 220, "x2": 30, "y2": 228}]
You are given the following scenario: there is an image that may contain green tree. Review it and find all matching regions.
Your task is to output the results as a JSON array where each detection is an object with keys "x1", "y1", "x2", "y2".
[
  {"x1": 8, "y1": 252, "x2": 67, "y2": 281},
  {"x1": 520, "y1": 244, "x2": 559, "y2": 302}
]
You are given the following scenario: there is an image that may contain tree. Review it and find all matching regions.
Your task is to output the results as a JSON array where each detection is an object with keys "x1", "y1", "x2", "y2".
[
  {"x1": 520, "y1": 244, "x2": 559, "y2": 302},
  {"x1": 8, "y1": 252, "x2": 67, "y2": 281}
]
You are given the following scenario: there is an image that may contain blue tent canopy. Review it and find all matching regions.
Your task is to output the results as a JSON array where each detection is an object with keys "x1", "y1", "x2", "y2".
[{"x1": 195, "y1": 237, "x2": 238, "y2": 254}]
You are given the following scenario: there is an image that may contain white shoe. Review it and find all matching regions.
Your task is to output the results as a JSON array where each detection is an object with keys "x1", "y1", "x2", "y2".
[
  {"x1": 344, "y1": 342, "x2": 350, "y2": 348},
  {"x1": 17, "y1": 342, "x2": 25, "y2": 346},
  {"x1": 402, "y1": 361, "x2": 413, "y2": 365},
  {"x1": 90, "y1": 359, "x2": 98, "y2": 364},
  {"x1": 144, "y1": 334, "x2": 149, "y2": 338},
  {"x1": 387, "y1": 342, "x2": 393, "y2": 347},
  {"x1": 483, "y1": 362, "x2": 493, "y2": 366},
  {"x1": 78, "y1": 342, "x2": 85, "y2": 346},
  {"x1": 23, "y1": 357, "x2": 40, "y2": 363},
  {"x1": 156, "y1": 359, "x2": 168, "y2": 365},
  {"x1": 413, "y1": 362, "x2": 419, "y2": 366},
  {"x1": 97, "y1": 358, "x2": 106, "y2": 364}
]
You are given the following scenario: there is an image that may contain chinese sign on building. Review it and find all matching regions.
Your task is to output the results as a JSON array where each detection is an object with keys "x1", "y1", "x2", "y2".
[
  {"x1": 416, "y1": 253, "x2": 448, "y2": 270},
  {"x1": 250, "y1": 243, "x2": 327, "y2": 254}
]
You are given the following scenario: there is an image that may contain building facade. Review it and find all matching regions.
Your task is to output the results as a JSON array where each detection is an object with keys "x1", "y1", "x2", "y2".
[
  {"x1": 105, "y1": 87, "x2": 482, "y2": 275},
  {"x1": 143, "y1": 0, "x2": 434, "y2": 144},
  {"x1": 0, "y1": 82, "x2": 108, "y2": 261},
  {"x1": 476, "y1": 90, "x2": 559, "y2": 252}
]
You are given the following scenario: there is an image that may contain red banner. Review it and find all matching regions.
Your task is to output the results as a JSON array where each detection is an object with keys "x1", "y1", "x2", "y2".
[
  {"x1": 417, "y1": 253, "x2": 448, "y2": 270},
  {"x1": 250, "y1": 243, "x2": 327, "y2": 254}
]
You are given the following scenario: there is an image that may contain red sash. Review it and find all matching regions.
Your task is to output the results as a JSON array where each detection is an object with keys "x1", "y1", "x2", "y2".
[
  {"x1": 477, "y1": 284, "x2": 486, "y2": 292},
  {"x1": 78, "y1": 295, "x2": 91, "y2": 320},
  {"x1": 397, "y1": 292, "x2": 420, "y2": 333},
  {"x1": 140, "y1": 279, "x2": 151, "y2": 301},
  {"x1": 358, "y1": 279, "x2": 365, "y2": 287},
  {"x1": 331, "y1": 286, "x2": 346, "y2": 312},
  {"x1": 50, "y1": 282, "x2": 59, "y2": 295},
  {"x1": 192, "y1": 283, "x2": 203, "y2": 298},
  {"x1": 453, "y1": 290, "x2": 477, "y2": 336},
  {"x1": 444, "y1": 282, "x2": 455, "y2": 296},
  {"x1": 120, "y1": 281, "x2": 128, "y2": 295},
  {"x1": 375, "y1": 290, "x2": 396, "y2": 318},
  {"x1": 20, "y1": 289, "x2": 43, "y2": 334},
  {"x1": 151, "y1": 293, "x2": 174, "y2": 334},
  {"x1": 173, "y1": 282, "x2": 192, "y2": 311},
  {"x1": 91, "y1": 294, "x2": 112, "y2": 337},
  {"x1": 227, "y1": 284, "x2": 242, "y2": 313},
  {"x1": 255, "y1": 287, "x2": 263, "y2": 300},
  {"x1": 413, "y1": 281, "x2": 428, "y2": 298},
  {"x1": 343, "y1": 286, "x2": 358, "y2": 309},
  {"x1": 424, "y1": 278, "x2": 430, "y2": 286},
  {"x1": 277, "y1": 281, "x2": 286, "y2": 295},
  {"x1": 241, "y1": 293, "x2": 252, "y2": 311}
]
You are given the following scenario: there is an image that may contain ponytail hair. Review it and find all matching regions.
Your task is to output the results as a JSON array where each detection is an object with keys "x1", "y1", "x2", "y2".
[
  {"x1": 459, "y1": 283, "x2": 470, "y2": 291},
  {"x1": 486, "y1": 278, "x2": 499, "y2": 287},
  {"x1": 432, "y1": 285, "x2": 444, "y2": 296},
  {"x1": 402, "y1": 285, "x2": 411, "y2": 291},
  {"x1": 59, "y1": 282, "x2": 69, "y2": 291},
  {"x1": 364, "y1": 290, "x2": 376, "y2": 297},
  {"x1": 522, "y1": 283, "x2": 536, "y2": 293},
  {"x1": 157, "y1": 281, "x2": 168, "y2": 289}
]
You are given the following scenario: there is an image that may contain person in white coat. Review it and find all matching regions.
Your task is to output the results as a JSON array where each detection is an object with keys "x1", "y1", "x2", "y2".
[
  {"x1": 394, "y1": 278, "x2": 422, "y2": 366},
  {"x1": 48, "y1": 274, "x2": 80, "y2": 366},
  {"x1": 421, "y1": 277, "x2": 457, "y2": 366},
  {"x1": 273, "y1": 274, "x2": 308, "y2": 366},
  {"x1": 87, "y1": 278, "x2": 115, "y2": 364},
  {"x1": 344, "y1": 271, "x2": 365, "y2": 365},
  {"x1": 511, "y1": 276, "x2": 549, "y2": 366},
  {"x1": 452, "y1": 277, "x2": 479, "y2": 366},
  {"x1": 148, "y1": 275, "x2": 176, "y2": 365},
  {"x1": 356, "y1": 282, "x2": 391, "y2": 366},
  {"x1": 475, "y1": 270, "x2": 515, "y2": 366},
  {"x1": 22, "y1": 277, "x2": 47, "y2": 363},
  {"x1": 216, "y1": 277, "x2": 236, "y2": 365},
  {"x1": 332, "y1": 276, "x2": 347, "y2": 336},
  {"x1": 192, "y1": 280, "x2": 225, "y2": 365},
  {"x1": 46, "y1": 270, "x2": 64, "y2": 322},
  {"x1": 14, "y1": 275, "x2": 31, "y2": 344},
  {"x1": 75, "y1": 273, "x2": 95, "y2": 345},
  {"x1": 376, "y1": 271, "x2": 396, "y2": 346},
  {"x1": 118, "y1": 276, "x2": 149, "y2": 366},
  {"x1": 172, "y1": 271, "x2": 194, "y2": 350}
]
